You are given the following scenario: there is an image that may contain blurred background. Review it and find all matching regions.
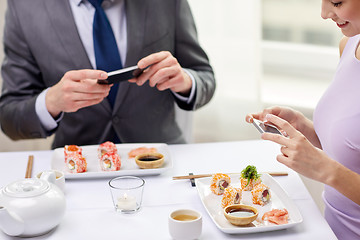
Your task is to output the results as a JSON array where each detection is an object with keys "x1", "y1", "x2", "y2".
[{"x1": 0, "y1": 0, "x2": 343, "y2": 214}]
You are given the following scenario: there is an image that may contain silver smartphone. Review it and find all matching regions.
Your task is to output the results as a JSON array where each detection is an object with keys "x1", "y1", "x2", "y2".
[{"x1": 252, "y1": 119, "x2": 283, "y2": 135}]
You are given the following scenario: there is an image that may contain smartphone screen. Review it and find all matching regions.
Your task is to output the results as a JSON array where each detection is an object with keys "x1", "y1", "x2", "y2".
[{"x1": 252, "y1": 119, "x2": 283, "y2": 135}]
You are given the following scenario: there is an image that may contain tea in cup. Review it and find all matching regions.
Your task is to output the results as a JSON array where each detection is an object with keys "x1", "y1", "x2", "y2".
[
  {"x1": 169, "y1": 209, "x2": 202, "y2": 240},
  {"x1": 36, "y1": 170, "x2": 65, "y2": 193}
]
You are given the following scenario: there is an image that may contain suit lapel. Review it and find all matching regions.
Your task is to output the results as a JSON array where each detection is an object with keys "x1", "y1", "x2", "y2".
[
  {"x1": 45, "y1": 0, "x2": 91, "y2": 70},
  {"x1": 124, "y1": 0, "x2": 147, "y2": 65},
  {"x1": 45, "y1": 0, "x2": 112, "y2": 113},
  {"x1": 113, "y1": 0, "x2": 147, "y2": 112}
]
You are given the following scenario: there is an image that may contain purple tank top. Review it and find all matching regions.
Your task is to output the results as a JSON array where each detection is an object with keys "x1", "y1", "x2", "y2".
[{"x1": 313, "y1": 35, "x2": 360, "y2": 239}]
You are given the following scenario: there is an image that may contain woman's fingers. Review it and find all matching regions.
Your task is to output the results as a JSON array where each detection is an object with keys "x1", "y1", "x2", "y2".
[
  {"x1": 280, "y1": 145, "x2": 289, "y2": 157},
  {"x1": 261, "y1": 132, "x2": 291, "y2": 147},
  {"x1": 264, "y1": 114, "x2": 299, "y2": 138}
]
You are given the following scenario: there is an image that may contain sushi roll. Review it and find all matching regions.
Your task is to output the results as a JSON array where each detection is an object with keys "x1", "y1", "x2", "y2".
[
  {"x1": 66, "y1": 154, "x2": 87, "y2": 173},
  {"x1": 64, "y1": 145, "x2": 82, "y2": 161},
  {"x1": 251, "y1": 183, "x2": 271, "y2": 206},
  {"x1": 240, "y1": 165, "x2": 261, "y2": 191},
  {"x1": 100, "y1": 152, "x2": 121, "y2": 171},
  {"x1": 210, "y1": 173, "x2": 231, "y2": 195},
  {"x1": 221, "y1": 186, "x2": 242, "y2": 208},
  {"x1": 240, "y1": 178, "x2": 262, "y2": 191},
  {"x1": 98, "y1": 141, "x2": 117, "y2": 159}
]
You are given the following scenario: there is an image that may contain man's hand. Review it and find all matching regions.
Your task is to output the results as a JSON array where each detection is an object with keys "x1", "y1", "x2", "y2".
[
  {"x1": 129, "y1": 51, "x2": 192, "y2": 96},
  {"x1": 46, "y1": 69, "x2": 111, "y2": 117}
]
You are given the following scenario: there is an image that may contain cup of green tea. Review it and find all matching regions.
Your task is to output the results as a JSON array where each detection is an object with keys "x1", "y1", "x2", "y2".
[{"x1": 168, "y1": 209, "x2": 202, "y2": 239}]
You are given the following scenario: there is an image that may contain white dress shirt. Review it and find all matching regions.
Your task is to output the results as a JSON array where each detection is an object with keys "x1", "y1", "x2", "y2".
[{"x1": 35, "y1": 0, "x2": 195, "y2": 132}]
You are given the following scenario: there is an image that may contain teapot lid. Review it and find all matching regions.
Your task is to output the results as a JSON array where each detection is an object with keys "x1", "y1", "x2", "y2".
[{"x1": 3, "y1": 179, "x2": 50, "y2": 198}]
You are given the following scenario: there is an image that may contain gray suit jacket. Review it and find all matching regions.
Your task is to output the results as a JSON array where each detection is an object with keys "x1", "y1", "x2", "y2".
[{"x1": 0, "y1": 0, "x2": 215, "y2": 149}]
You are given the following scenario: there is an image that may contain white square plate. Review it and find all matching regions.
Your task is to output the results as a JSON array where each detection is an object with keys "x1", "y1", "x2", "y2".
[
  {"x1": 195, "y1": 173, "x2": 303, "y2": 234},
  {"x1": 51, "y1": 143, "x2": 172, "y2": 179}
]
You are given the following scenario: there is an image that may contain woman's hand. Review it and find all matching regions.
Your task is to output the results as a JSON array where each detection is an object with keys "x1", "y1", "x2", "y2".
[
  {"x1": 245, "y1": 106, "x2": 303, "y2": 130},
  {"x1": 245, "y1": 106, "x2": 321, "y2": 148},
  {"x1": 261, "y1": 114, "x2": 332, "y2": 182},
  {"x1": 262, "y1": 114, "x2": 360, "y2": 205}
]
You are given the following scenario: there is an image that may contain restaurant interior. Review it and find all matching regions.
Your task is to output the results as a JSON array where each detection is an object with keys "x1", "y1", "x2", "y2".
[{"x1": 0, "y1": 1, "x2": 345, "y2": 239}]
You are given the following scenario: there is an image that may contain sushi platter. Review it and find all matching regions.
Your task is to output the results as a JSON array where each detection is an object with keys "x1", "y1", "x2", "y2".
[
  {"x1": 195, "y1": 173, "x2": 303, "y2": 234},
  {"x1": 51, "y1": 143, "x2": 172, "y2": 179}
]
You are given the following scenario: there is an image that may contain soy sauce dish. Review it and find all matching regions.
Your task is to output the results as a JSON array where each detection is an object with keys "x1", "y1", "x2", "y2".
[
  {"x1": 224, "y1": 204, "x2": 258, "y2": 226},
  {"x1": 135, "y1": 153, "x2": 164, "y2": 169}
]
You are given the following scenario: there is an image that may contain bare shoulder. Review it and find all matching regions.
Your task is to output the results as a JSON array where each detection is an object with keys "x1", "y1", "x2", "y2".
[{"x1": 339, "y1": 36, "x2": 349, "y2": 57}]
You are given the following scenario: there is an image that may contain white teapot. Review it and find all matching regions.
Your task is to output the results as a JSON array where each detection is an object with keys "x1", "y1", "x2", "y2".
[{"x1": 0, "y1": 177, "x2": 66, "y2": 237}]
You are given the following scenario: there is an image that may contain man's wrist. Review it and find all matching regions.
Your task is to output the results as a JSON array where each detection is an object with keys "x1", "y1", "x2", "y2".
[
  {"x1": 35, "y1": 88, "x2": 62, "y2": 132},
  {"x1": 172, "y1": 69, "x2": 196, "y2": 104}
]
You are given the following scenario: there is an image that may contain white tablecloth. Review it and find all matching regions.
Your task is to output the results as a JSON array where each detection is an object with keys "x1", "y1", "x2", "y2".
[{"x1": 0, "y1": 140, "x2": 337, "y2": 239}]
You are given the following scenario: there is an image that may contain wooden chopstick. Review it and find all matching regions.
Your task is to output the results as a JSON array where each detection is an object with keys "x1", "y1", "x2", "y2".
[
  {"x1": 25, "y1": 155, "x2": 34, "y2": 178},
  {"x1": 172, "y1": 171, "x2": 288, "y2": 180}
]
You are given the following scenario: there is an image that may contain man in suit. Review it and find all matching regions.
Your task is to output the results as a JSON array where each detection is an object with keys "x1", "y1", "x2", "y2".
[{"x1": 0, "y1": 0, "x2": 215, "y2": 149}]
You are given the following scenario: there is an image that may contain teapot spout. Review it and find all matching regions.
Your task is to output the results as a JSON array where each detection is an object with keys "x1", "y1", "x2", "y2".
[{"x1": 0, "y1": 206, "x2": 25, "y2": 236}]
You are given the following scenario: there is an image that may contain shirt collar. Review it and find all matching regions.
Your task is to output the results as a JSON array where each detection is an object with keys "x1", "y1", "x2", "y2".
[{"x1": 72, "y1": 0, "x2": 115, "y2": 7}]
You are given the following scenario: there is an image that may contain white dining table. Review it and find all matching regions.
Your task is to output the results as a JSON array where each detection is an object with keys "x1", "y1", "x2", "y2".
[{"x1": 0, "y1": 140, "x2": 337, "y2": 240}]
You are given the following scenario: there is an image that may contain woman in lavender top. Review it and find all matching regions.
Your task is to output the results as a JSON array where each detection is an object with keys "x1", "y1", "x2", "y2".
[{"x1": 246, "y1": 1, "x2": 360, "y2": 239}]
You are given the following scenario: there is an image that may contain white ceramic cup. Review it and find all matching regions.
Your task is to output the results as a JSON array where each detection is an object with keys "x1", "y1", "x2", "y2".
[
  {"x1": 36, "y1": 170, "x2": 65, "y2": 193},
  {"x1": 169, "y1": 209, "x2": 202, "y2": 240}
]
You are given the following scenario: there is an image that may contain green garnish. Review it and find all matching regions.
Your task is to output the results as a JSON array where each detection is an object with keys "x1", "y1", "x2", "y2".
[{"x1": 241, "y1": 165, "x2": 261, "y2": 187}]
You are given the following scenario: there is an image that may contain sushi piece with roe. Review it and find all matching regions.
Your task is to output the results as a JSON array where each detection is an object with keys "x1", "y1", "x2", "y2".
[
  {"x1": 66, "y1": 154, "x2": 87, "y2": 173},
  {"x1": 210, "y1": 173, "x2": 231, "y2": 195},
  {"x1": 64, "y1": 145, "x2": 82, "y2": 162},
  {"x1": 221, "y1": 186, "x2": 242, "y2": 208},
  {"x1": 251, "y1": 183, "x2": 271, "y2": 206},
  {"x1": 98, "y1": 141, "x2": 117, "y2": 159},
  {"x1": 100, "y1": 152, "x2": 121, "y2": 171}
]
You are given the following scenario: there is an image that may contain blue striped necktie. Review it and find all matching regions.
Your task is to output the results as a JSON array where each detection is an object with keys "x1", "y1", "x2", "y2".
[{"x1": 88, "y1": 0, "x2": 123, "y2": 108}]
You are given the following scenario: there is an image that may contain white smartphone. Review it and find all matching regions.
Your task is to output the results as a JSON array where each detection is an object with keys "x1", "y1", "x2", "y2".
[{"x1": 252, "y1": 119, "x2": 283, "y2": 135}]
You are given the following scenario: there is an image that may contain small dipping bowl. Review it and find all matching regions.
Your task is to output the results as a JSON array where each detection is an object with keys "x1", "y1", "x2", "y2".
[
  {"x1": 224, "y1": 204, "x2": 258, "y2": 226},
  {"x1": 135, "y1": 152, "x2": 164, "y2": 169}
]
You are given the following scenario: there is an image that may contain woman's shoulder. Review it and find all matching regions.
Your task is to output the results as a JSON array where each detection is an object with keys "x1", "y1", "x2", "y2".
[
  {"x1": 339, "y1": 35, "x2": 360, "y2": 57},
  {"x1": 339, "y1": 36, "x2": 349, "y2": 57}
]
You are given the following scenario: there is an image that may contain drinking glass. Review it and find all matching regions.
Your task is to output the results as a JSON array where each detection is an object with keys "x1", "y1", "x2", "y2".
[{"x1": 109, "y1": 176, "x2": 145, "y2": 213}]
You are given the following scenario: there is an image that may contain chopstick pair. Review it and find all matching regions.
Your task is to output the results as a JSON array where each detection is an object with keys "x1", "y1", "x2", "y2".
[
  {"x1": 173, "y1": 171, "x2": 288, "y2": 180},
  {"x1": 25, "y1": 155, "x2": 34, "y2": 178}
]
